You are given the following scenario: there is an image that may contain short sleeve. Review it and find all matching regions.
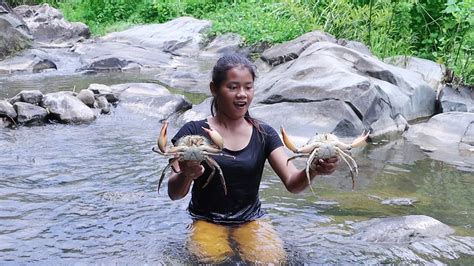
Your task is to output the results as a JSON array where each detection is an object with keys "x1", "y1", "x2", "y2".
[{"x1": 263, "y1": 124, "x2": 283, "y2": 157}]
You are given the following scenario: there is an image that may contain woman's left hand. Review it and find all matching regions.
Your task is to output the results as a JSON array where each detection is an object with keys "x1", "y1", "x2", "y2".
[{"x1": 310, "y1": 157, "x2": 339, "y2": 175}]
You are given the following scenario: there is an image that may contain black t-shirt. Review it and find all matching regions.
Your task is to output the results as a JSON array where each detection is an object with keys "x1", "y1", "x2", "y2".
[{"x1": 171, "y1": 119, "x2": 283, "y2": 224}]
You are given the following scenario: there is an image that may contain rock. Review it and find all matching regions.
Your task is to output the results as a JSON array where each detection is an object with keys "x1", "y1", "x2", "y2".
[
  {"x1": 111, "y1": 83, "x2": 192, "y2": 120},
  {"x1": 14, "y1": 3, "x2": 90, "y2": 44},
  {"x1": 174, "y1": 97, "x2": 212, "y2": 127},
  {"x1": 381, "y1": 198, "x2": 418, "y2": 206},
  {"x1": 13, "y1": 102, "x2": 48, "y2": 125},
  {"x1": 404, "y1": 112, "x2": 474, "y2": 170},
  {"x1": 351, "y1": 215, "x2": 454, "y2": 243},
  {"x1": 0, "y1": 1, "x2": 32, "y2": 60},
  {"x1": 0, "y1": 100, "x2": 17, "y2": 119},
  {"x1": 438, "y1": 85, "x2": 474, "y2": 112},
  {"x1": 337, "y1": 39, "x2": 372, "y2": 56},
  {"x1": 0, "y1": 49, "x2": 57, "y2": 74},
  {"x1": 87, "y1": 84, "x2": 119, "y2": 103},
  {"x1": 73, "y1": 17, "x2": 210, "y2": 72},
  {"x1": 261, "y1": 30, "x2": 336, "y2": 66},
  {"x1": 95, "y1": 95, "x2": 110, "y2": 114},
  {"x1": 385, "y1": 56, "x2": 446, "y2": 92},
  {"x1": 201, "y1": 33, "x2": 244, "y2": 56},
  {"x1": 18, "y1": 89, "x2": 43, "y2": 105},
  {"x1": 41, "y1": 91, "x2": 96, "y2": 123},
  {"x1": 251, "y1": 100, "x2": 365, "y2": 141},
  {"x1": 255, "y1": 42, "x2": 436, "y2": 138},
  {"x1": 76, "y1": 89, "x2": 95, "y2": 107}
]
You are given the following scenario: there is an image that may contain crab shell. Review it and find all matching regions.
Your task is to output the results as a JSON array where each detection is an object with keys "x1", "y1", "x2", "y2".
[{"x1": 280, "y1": 126, "x2": 369, "y2": 192}]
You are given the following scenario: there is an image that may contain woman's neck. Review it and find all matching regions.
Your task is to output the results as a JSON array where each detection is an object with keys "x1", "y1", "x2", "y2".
[{"x1": 210, "y1": 114, "x2": 249, "y2": 131}]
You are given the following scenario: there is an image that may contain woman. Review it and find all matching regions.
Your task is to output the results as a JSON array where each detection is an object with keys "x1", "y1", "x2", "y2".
[{"x1": 167, "y1": 54, "x2": 339, "y2": 264}]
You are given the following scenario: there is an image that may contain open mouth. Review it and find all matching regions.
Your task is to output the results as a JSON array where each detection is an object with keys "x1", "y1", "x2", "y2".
[{"x1": 235, "y1": 102, "x2": 247, "y2": 108}]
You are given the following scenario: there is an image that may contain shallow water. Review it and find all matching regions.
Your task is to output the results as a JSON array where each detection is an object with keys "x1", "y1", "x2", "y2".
[{"x1": 0, "y1": 74, "x2": 473, "y2": 263}]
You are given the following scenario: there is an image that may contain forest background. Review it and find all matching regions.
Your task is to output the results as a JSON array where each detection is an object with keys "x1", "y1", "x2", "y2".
[{"x1": 7, "y1": 0, "x2": 473, "y2": 84}]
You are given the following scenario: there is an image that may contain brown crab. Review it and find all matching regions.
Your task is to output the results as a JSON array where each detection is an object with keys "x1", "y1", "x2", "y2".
[
  {"x1": 152, "y1": 121, "x2": 234, "y2": 195},
  {"x1": 280, "y1": 127, "x2": 369, "y2": 193}
]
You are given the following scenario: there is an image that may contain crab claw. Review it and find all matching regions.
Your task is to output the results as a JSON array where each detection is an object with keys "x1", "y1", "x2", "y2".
[
  {"x1": 157, "y1": 121, "x2": 169, "y2": 153},
  {"x1": 280, "y1": 126, "x2": 298, "y2": 153},
  {"x1": 202, "y1": 126, "x2": 224, "y2": 149},
  {"x1": 351, "y1": 130, "x2": 370, "y2": 148}
]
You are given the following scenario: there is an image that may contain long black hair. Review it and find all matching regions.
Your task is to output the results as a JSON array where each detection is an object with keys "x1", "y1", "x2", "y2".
[{"x1": 210, "y1": 53, "x2": 264, "y2": 134}]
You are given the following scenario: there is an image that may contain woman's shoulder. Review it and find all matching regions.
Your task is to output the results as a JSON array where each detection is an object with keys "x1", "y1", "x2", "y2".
[{"x1": 255, "y1": 120, "x2": 277, "y2": 134}]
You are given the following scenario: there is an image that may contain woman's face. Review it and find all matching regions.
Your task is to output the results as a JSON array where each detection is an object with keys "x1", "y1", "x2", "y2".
[{"x1": 213, "y1": 66, "x2": 254, "y2": 120}]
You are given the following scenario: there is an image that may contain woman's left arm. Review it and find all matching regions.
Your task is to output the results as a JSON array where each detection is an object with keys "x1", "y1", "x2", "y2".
[{"x1": 268, "y1": 147, "x2": 339, "y2": 193}]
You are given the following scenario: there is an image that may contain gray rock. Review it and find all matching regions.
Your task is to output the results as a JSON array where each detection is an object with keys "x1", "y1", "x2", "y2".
[
  {"x1": 404, "y1": 112, "x2": 474, "y2": 170},
  {"x1": 385, "y1": 55, "x2": 446, "y2": 92},
  {"x1": 337, "y1": 39, "x2": 372, "y2": 56},
  {"x1": 351, "y1": 215, "x2": 454, "y2": 243},
  {"x1": 439, "y1": 85, "x2": 473, "y2": 112},
  {"x1": 95, "y1": 95, "x2": 110, "y2": 114},
  {"x1": 0, "y1": 100, "x2": 17, "y2": 119},
  {"x1": 111, "y1": 83, "x2": 192, "y2": 120},
  {"x1": 201, "y1": 33, "x2": 244, "y2": 56},
  {"x1": 261, "y1": 30, "x2": 336, "y2": 66},
  {"x1": 0, "y1": 1, "x2": 32, "y2": 60},
  {"x1": 76, "y1": 89, "x2": 95, "y2": 107},
  {"x1": 255, "y1": 42, "x2": 436, "y2": 138},
  {"x1": 251, "y1": 100, "x2": 365, "y2": 141},
  {"x1": 0, "y1": 48, "x2": 57, "y2": 74},
  {"x1": 41, "y1": 91, "x2": 96, "y2": 123},
  {"x1": 87, "y1": 84, "x2": 119, "y2": 103},
  {"x1": 381, "y1": 198, "x2": 418, "y2": 206},
  {"x1": 14, "y1": 4, "x2": 90, "y2": 44},
  {"x1": 18, "y1": 89, "x2": 43, "y2": 104},
  {"x1": 13, "y1": 101, "x2": 48, "y2": 124}
]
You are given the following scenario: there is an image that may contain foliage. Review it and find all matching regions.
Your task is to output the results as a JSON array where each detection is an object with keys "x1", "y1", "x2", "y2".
[{"x1": 6, "y1": 0, "x2": 473, "y2": 84}]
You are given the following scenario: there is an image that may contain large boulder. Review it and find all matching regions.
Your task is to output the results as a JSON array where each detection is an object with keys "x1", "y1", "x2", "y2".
[
  {"x1": 0, "y1": 48, "x2": 57, "y2": 74},
  {"x1": 438, "y1": 85, "x2": 474, "y2": 112},
  {"x1": 110, "y1": 83, "x2": 192, "y2": 120},
  {"x1": 14, "y1": 3, "x2": 90, "y2": 44},
  {"x1": 0, "y1": 1, "x2": 32, "y2": 60},
  {"x1": 254, "y1": 42, "x2": 436, "y2": 139},
  {"x1": 41, "y1": 91, "x2": 96, "y2": 123},
  {"x1": 260, "y1": 30, "x2": 336, "y2": 67},
  {"x1": 404, "y1": 112, "x2": 474, "y2": 170},
  {"x1": 385, "y1": 56, "x2": 446, "y2": 92},
  {"x1": 73, "y1": 17, "x2": 211, "y2": 73},
  {"x1": 13, "y1": 101, "x2": 48, "y2": 125}
]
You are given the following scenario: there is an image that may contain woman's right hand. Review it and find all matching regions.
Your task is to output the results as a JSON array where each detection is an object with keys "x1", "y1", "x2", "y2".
[{"x1": 178, "y1": 160, "x2": 205, "y2": 181}]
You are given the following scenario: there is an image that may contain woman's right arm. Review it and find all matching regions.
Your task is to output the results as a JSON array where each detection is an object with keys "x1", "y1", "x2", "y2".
[{"x1": 167, "y1": 160, "x2": 205, "y2": 200}]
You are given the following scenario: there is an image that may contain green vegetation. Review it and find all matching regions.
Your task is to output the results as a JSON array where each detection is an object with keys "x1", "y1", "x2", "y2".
[{"x1": 7, "y1": 0, "x2": 473, "y2": 84}]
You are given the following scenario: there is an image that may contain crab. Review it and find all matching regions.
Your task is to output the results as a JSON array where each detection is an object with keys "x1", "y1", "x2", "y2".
[
  {"x1": 152, "y1": 121, "x2": 234, "y2": 195},
  {"x1": 280, "y1": 127, "x2": 369, "y2": 193}
]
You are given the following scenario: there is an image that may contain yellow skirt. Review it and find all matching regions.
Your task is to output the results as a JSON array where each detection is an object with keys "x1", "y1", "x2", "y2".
[{"x1": 187, "y1": 219, "x2": 286, "y2": 264}]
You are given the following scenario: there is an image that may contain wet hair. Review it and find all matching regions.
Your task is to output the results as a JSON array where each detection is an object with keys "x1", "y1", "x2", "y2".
[{"x1": 210, "y1": 54, "x2": 265, "y2": 135}]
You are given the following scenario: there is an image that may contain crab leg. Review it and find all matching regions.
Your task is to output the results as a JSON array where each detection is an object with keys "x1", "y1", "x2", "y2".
[
  {"x1": 202, "y1": 126, "x2": 225, "y2": 149},
  {"x1": 157, "y1": 121, "x2": 169, "y2": 153},
  {"x1": 335, "y1": 147, "x2": 359, "y2": 176},
  {"x1": 351, "y1": 131, "x2": 370, "y2": 149},
  {"x1": 158, "y1": 157, "x2": 180, "y2": 193},
  {"x1": 287, "y1": 154, "x2": 309, "y2": 165},
  {"x1": 205, "y1": 156, "x2": 228, "y2": 195},
  {"x1": 202, "y1": 158, "x2": 217, "y2": 189},
  {"x1": 305, "y1": 148, "x2": 321, "y2": 196},
  {"x1": 281, "y1": 126, "x2": 321, "y2": 153},
  {"x1": 335, "y1": 151, "x2": 356, "y2": 190}
]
